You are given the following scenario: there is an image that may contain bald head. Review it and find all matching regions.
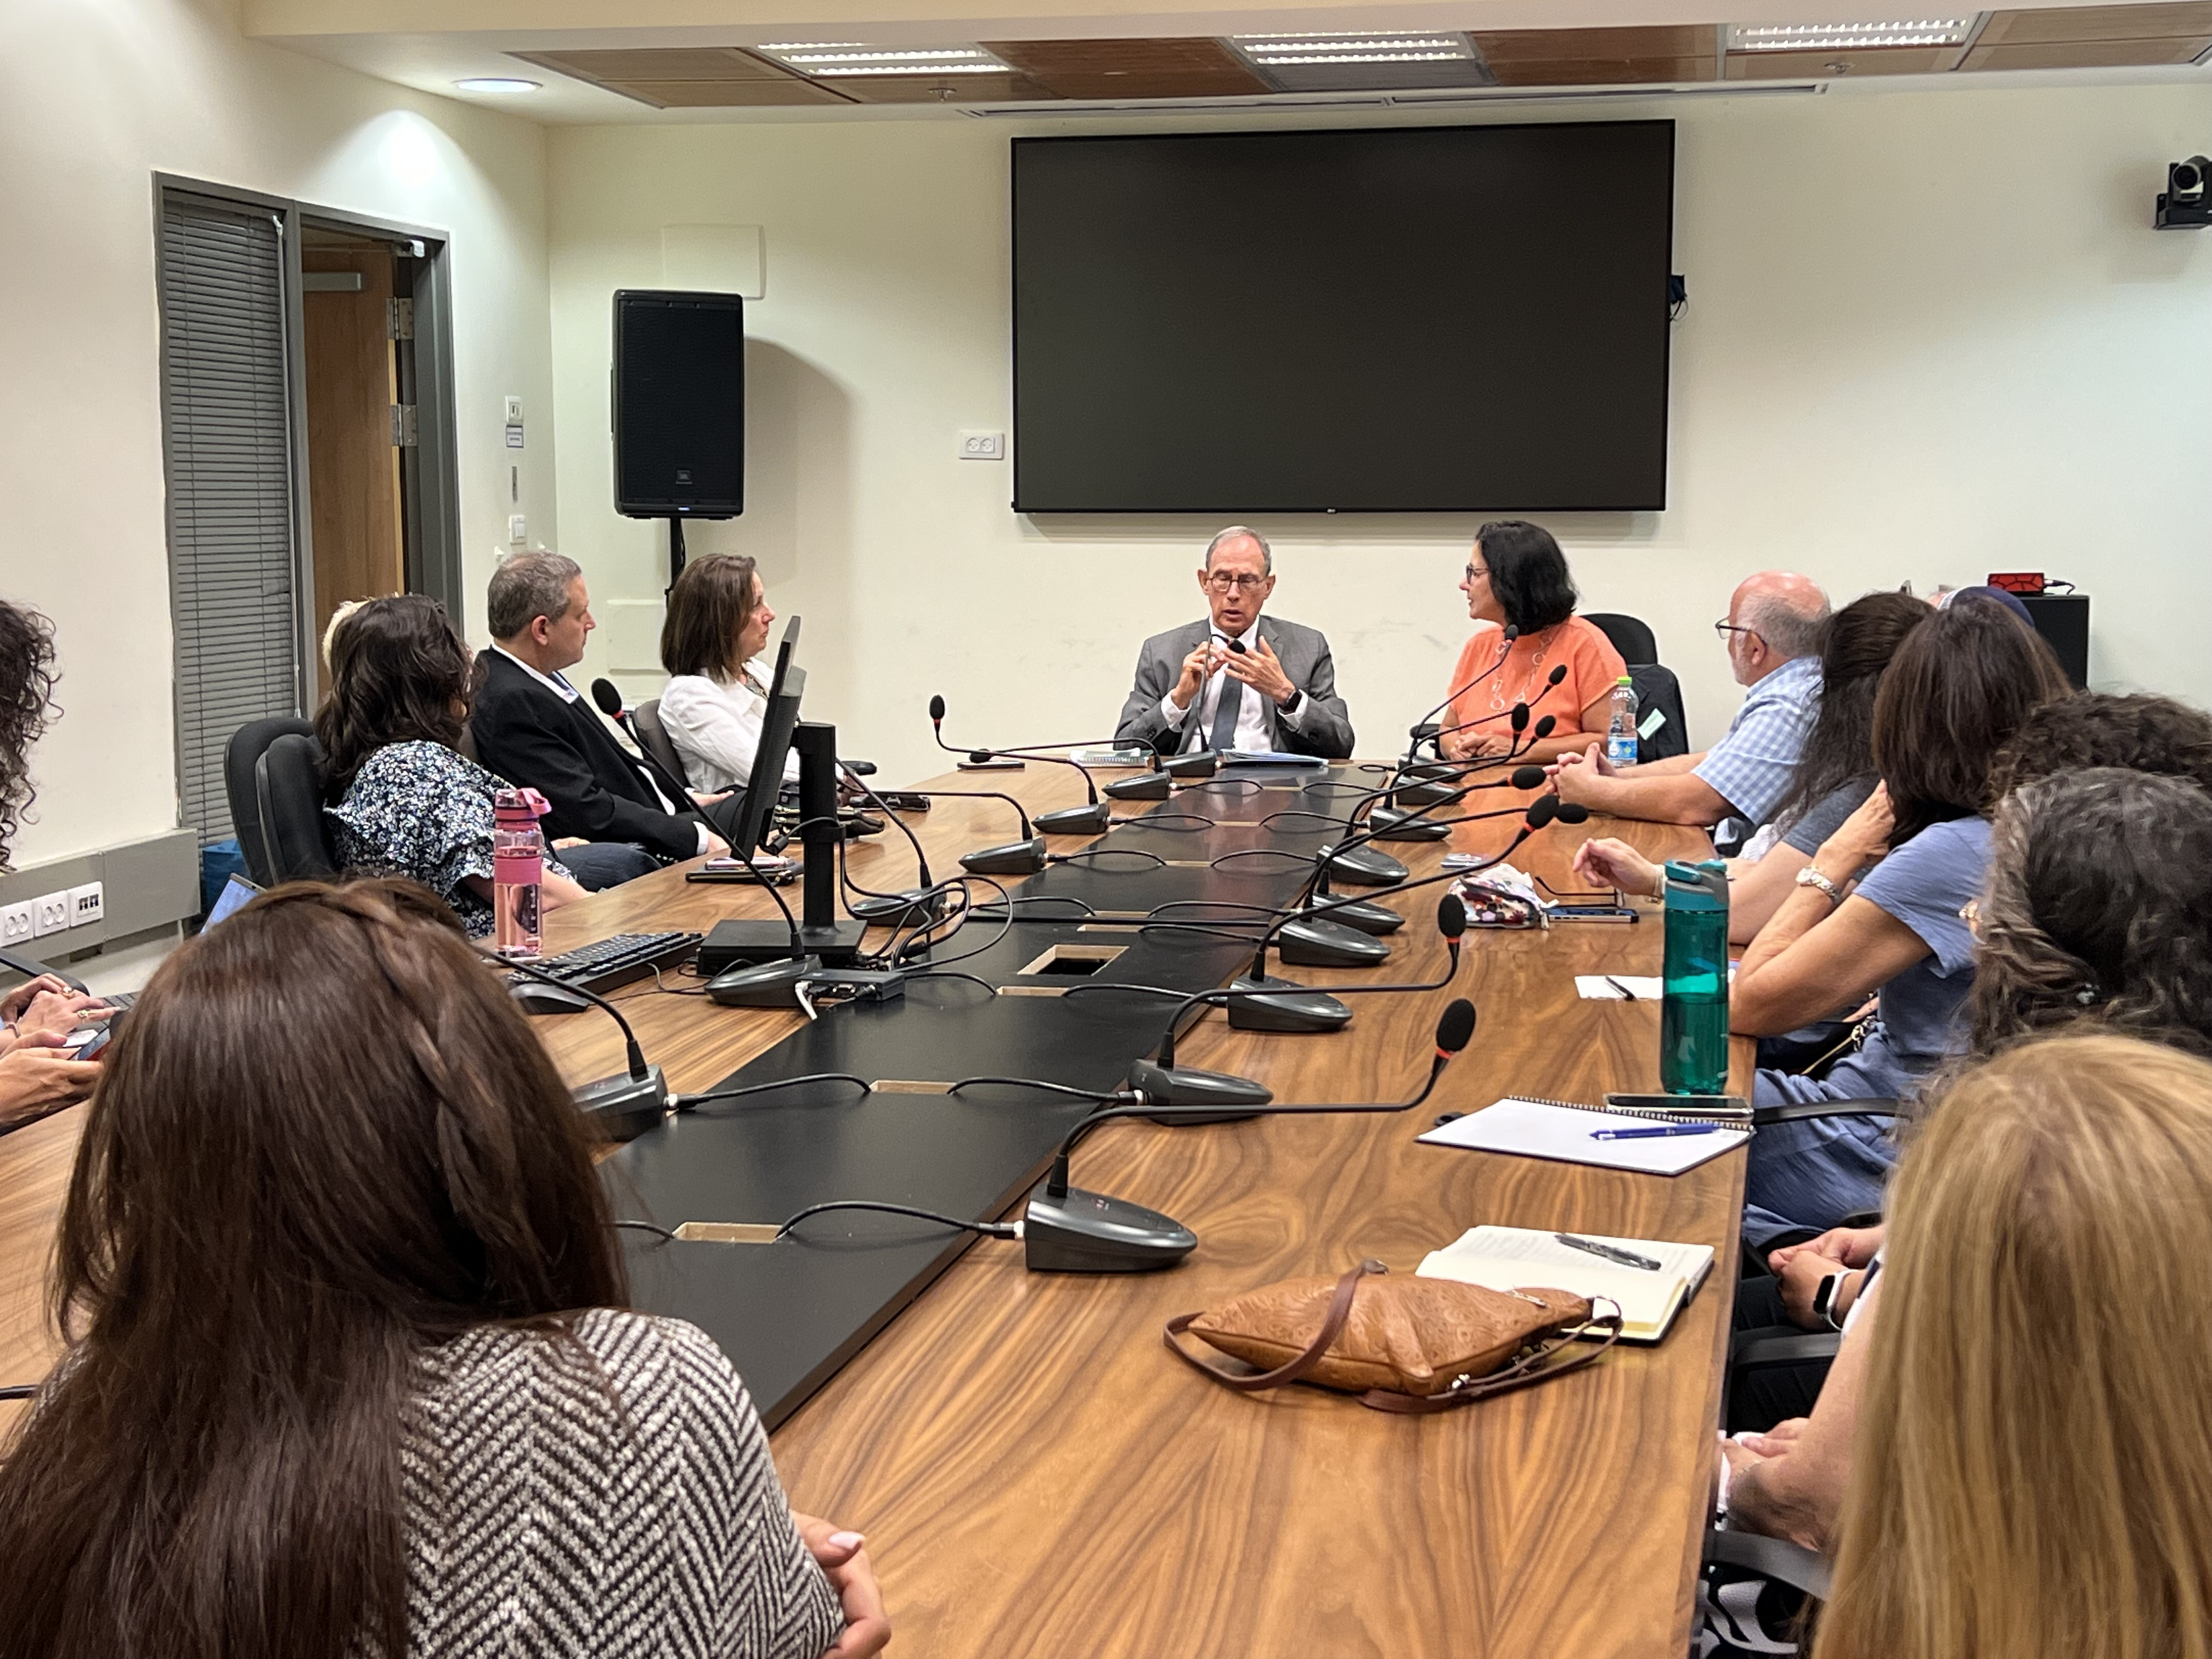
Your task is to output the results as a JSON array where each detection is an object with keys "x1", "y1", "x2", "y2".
[{"x1": 1722, "y1": 571, "x2": 1829, "y2": 686}]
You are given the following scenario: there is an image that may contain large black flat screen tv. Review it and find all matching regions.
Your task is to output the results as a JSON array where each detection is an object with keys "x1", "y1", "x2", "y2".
[{"x1": 1012, "y1": 121, "x2": 1674, "y2": 514}]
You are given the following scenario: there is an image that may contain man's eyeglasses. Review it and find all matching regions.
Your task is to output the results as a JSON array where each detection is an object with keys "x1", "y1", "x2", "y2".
[
  {"x1": 1205, "y1": 572, "x2": 1269, "y2": 594},
  {"x1": 1713, "y1": 620, "x2": 1764, "y2": 644}
]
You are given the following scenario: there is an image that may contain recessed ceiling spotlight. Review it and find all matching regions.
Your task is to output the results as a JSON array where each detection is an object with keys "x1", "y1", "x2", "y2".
[
  {"x1": 455, "y1": 77, "x2": 542, "y2": 93},
  {"x1": 1726, "y1": 19, "x2": 1974, "y2": 50},
  {"x1": 1231, "y1": 30, "x2": 1477, "y2": 66},
  {"x1": 754, "y1": 42, "x2": 1009, "y2": 76}
]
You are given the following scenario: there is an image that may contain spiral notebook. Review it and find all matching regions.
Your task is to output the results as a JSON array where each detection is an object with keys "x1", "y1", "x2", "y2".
[{"x1": 1417, "y1": 1097, "x2": 1750, "y2": 1176}]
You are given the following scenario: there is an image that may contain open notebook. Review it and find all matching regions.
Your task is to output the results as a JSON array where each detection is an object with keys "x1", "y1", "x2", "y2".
[
  {"x1": 1417, "y1": 1226, "x2": 1715, "y2": 1343},
  {"x1": 1417, "y1": 1097, "x2": 1750, "y2": 1175}
]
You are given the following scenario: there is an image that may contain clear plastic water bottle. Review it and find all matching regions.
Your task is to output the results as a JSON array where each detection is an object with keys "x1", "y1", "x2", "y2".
[
  {"x1": 493, "y1": 787, "x2": 551, "y2": 958},
  {"x1": 1606, "y1": 675, "x2": 1640, "y2": 769},
  {"x1": 1661, "y1": 859, "x2": 1731, "y2": 1094}
]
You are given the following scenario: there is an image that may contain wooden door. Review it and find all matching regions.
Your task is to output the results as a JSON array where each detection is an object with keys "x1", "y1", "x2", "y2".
[{"x1": 301, "y1": 247, "x2": 404, "y2": 679}]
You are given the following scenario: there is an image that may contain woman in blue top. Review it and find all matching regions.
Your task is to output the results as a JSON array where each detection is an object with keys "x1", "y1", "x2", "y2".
[{"x1": 1728, "y1": 601, "x2": 2070, "y2": 1245}]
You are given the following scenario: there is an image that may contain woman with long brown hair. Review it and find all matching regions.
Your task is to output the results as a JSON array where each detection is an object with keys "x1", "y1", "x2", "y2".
[
  {"x1": 657, "y1": 553, "x2": 797, "y2": 792},
  {"x1": 1815, "y1": 1032, "x2": 2212, "y2": 1659},
  {"x1": 0, "y1": 880, "x2": 884, "y2": 1658}
]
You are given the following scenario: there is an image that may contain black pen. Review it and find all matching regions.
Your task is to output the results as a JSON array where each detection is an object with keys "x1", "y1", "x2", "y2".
[
  {"x1": 1604, "y1": 976, "x2": 1638, "y2": 1001},
  {"x1": 1554, "y1": 1232, "x2": 1662, "y2": 1271}
]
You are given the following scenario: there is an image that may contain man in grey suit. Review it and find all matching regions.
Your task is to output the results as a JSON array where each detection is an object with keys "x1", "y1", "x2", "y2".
[{"x1": 1114, "y1": 527, "x2": 1355, "y2": 760}]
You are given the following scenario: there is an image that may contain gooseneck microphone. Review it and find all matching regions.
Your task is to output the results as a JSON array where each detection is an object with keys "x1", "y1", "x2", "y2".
[
  {"x1": 901, "y1": 786, "x2": 1046, "y2": 876},
  {"x1": 1022, "y1": 998, "x2": 1479, "y2": 1272},
  {"x1": 929, "y1": 695, "x2": 1110, "y2": 835},
  {"x1": 835, "y1": 759, "x2": 942, "y2": 928},
  {"x1": 590, "y1": 678, "x2": 699, "y2": 812},
  {"x1": 502, "y1": 955, "x2": 669, "y2": 1139}
]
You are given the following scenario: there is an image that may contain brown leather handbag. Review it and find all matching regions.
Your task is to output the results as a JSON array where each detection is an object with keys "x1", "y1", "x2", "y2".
[{"x1": 1164, "y1": 1259, "x2": 1622, "y2": 1414}]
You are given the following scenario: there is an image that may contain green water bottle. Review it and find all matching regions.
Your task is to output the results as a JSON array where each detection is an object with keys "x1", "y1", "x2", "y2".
[{"x1": 1661, "y1": 859, "x2": 1730, "y2": 1094}]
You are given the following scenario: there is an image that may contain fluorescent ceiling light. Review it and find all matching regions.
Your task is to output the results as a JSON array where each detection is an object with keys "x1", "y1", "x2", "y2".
[
  {"x1": 1727, "y1": 19, "x2": 1974, "y2": 49},
  {"x1": 454, "y1": 77, "x2": 541, "y2": 93},
  {"x1": 754, "y1": 42, "x2": 1009, "y2": 76},
  {"x1": 1232, "y1": 31, "x2": 1476, "y2": 66}
]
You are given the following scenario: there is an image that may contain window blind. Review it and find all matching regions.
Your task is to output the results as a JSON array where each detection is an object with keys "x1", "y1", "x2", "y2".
[{"x1": 158, "y1": 193, "x2": 302, "y2": 846}]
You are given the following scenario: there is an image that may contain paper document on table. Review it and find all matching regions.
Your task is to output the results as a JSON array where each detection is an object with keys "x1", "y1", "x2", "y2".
[
  {"x1": 1417, "y1": 1097, "x2": 1749, "y2": 1175},
  {"x1": 1418, "y1": 1225, "x2": 1714, "y2": 1342}
]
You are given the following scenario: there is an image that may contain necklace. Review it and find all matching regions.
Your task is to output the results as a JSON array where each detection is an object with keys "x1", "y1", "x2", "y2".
[{"x1": 1488, "y1": 626, "x2": 1557, "y2": 713}]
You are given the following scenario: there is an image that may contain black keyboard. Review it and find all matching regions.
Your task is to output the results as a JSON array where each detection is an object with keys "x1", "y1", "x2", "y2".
[{"x1": 509, "y1": 931, "x2": 702, "y2": 996}]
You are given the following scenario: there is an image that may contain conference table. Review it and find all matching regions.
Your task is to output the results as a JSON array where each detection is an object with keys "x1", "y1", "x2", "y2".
[{"x1": 0, "y1": 758, "x2": 1747, "y2": 1658}]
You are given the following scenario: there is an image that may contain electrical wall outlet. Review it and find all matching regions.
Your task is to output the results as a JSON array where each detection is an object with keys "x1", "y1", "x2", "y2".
[
  {"x1": 30, "y1": 891, "x2": 70, "y2": 938},
  {"x1": 0, "y1": 902, "x2": 30, "y2": 945},
  {"x1": 957, "y1": 430, "x2": 1005, "y2": 461},
  {"x1": 509, "y1": 515, "x2": 527, "y2": 544},
  {"x1": 68, "y1": 882, "x2": 103, "y2": 928},
  {"x1": 504, "y1": 394, "x2": 524, "y2": 424}
]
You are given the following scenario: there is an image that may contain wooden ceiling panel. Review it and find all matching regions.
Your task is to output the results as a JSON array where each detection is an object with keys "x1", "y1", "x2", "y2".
[
  {"x1": 512, "y1": 48, "x2": 790, "y2": 83},
  {"x1": 1975, "y1": 1, "x2": 2212, "y2": 42},
  {"x1": 622, "y1": 78, "x2": 856, "y2": 105},
  {"x1": 821, "y1": 70, "x2": 1058, "y2": 102},
  {"x1": 1725, "y1": 44, "x2": 1960, "y2": 76},
  {"x1": 1965, "y1": 35, "x2": 2208, "y2": 64},
  {"x1": 1474, "y1": 26, "x2": 1714, "y2": 61},
  {"x1": 1484, "y1": 54, "x2": 1716, "y2": 84},
  {"x1": 983, "y1": 37, "x2": 1271, "y2": 99}
]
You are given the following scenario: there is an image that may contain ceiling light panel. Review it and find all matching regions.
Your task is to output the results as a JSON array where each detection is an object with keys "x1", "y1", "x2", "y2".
[
  {"x1": 755, "y1": 42, "x2": 1011, "y2": 75},
  {"x1": 1231, "y1": 31, "x2": 1479, "y2": 66},
  {"x1": 1726, "y1": 18, "x2": 1976, "y2": 49}
]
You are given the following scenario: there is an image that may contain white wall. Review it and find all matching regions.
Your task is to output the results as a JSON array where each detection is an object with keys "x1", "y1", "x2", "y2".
[
  {"x1": 547, "y1": 78, "x2": 2212, "y2": 792},
  {"x1": 0, "y1": 0, "x2": 554, "y2": 867}
]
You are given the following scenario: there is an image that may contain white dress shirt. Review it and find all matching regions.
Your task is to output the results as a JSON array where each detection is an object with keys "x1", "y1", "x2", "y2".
[
  {"x1": 1156, "y1": 619, "x2": 1313, "y2": 754},
  {"x1": 489, "y1": 645, "x2": 709, "y2": 856},
  {"x1": 658, "y1": 662, "x2": 800, "y2": 793}
]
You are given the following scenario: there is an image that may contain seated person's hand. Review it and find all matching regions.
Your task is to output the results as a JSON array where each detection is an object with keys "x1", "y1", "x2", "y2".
[
  {"x1": 1572, "y1": 837, "x2": 1662, "y2": 899},
  {"x1": 1815, "y1": 780, "x2": 1896, "y2": 874},
  {"x1": 1171, "y1": 641, "x2": 1219, "y2": 713},
  {"x1": 2, "y1": 974, "x2": 104, "y2": 1035},
  {"x1": 1737, "y1": 1418, "x2": 1807, "y2": 1460},
  {"x1": 1776, "y1": 1249, "x2": 1864, "y2": 1329},
  {"x1": 703, "y1": 831, "x2": 732, "y2": 860},
  {"x1": 1466, "y1": 731, "x2": 1513, "y2": 758},
  {"x1": 1438, "y1": 729, "x2": 1471, "y2": 762},
  {"x1": 1769, "y1": 1223, "x2": 1883, "y2": 1276},
  {"x1": 0, "y1": 1036, "x2": 101, "y2": 1131},
  {"x1": 551, "y1": 836, "x2": 589, "y2": 850},
  {"x1": 1548, "y1": 741, "x2": 1612, "y2": 798},
  {"x1": 791, "y1": 1512, "x2": 890, "y2": 1659},
  {"x1": 691, "y1": 790, "x2": 732, "y2": 808}
]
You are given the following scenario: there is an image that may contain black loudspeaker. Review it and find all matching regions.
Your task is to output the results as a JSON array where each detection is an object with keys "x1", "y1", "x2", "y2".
[
  {"x1": 2019, "y1": 594, "x2": 2090, "y2": 690},
  {"x1": 613, "y1": 290, "x2": 744, "y2": 518}
]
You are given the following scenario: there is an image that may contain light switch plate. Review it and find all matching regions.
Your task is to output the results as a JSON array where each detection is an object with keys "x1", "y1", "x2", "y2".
[
  {"x1": 509, "y1": 515, "x2": 528, "y2": 545},
  {"x1": 504, "y1": 394, "x2": 524, "y2": 424},
  {"x1": 958, "y1": 431, "x2": 1005, "y2": 461}
]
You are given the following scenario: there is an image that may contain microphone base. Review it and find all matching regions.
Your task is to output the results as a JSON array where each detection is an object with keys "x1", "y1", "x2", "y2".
[
  {"x1": 1223, "y1": 974, "x2": 1355, "y2": 1034},
  {"x1": 1276, "y1": 915, "x2": 1393, "y2": 969},
  {"x1": 1024, "y1": 1184, "x2": 1198, "y2": 1273},
  {"x1": 1126, "y1": 1057, "x2": 1271, "y2": 1124},
  {"x1": 1368, "y1": 808, "x2": 1453, "y2": 843},
  {"x1": 574, "y1": 1064, "x2": 670, "y2": 1143},
  {"x1": 1034, "y1": 802, "x2": 1113, "y2": 836},
  {"x1": 1163, "y1": 750, "x2": 1220, "y2": 779},
  {"x1": 1105, "y1": 771, "x2": 1172, "y2": 802},
  {"x1": 1305, "y1": 898, "x2": 1403, "y2": 936},
  {"x1": 706, "y1": 956, "x2": 825, "y2": 1008},
  {"x1": 1390, "y1": 780, "x2": 1457, "y2": 808},
  {"x1": 847, "y1": 888, "x2": 947, "y2": 930},
  {"x1": 699, "y1": 920, "x2": 866, "y2": 973},
  {"x1": 1318, "y1": 844, "x2": 1410, "y2": 887},
  {"x1": 959, "y1": 837, "x2": 1049, "y2": 876}
]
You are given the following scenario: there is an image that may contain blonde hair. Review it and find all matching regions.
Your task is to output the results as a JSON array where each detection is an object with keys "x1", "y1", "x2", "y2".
[{"x1": 1816, "y1": 1032, "x2": 2212, "y2": 1659}]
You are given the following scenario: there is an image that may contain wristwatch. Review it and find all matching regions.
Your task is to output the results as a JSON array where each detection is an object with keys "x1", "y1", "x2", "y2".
[
  {"x1": 1795, "y1": 865, "x2": 1843, "y2": 904},
  {"x1": 1277, "y1": 687, "x2": 1305, "y2": 716},
  {"x1": 1812, "y1": 1270, "x2": 1851, "y2": 1331}
]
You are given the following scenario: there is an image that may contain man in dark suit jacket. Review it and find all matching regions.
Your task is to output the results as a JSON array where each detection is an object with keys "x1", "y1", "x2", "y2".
[
  {"x1": 469, "y1": 552, "x2": 727, "y2": 877},
  {"x1": 1114, "y1": 527, "x2": 1355, "y2": 760}
]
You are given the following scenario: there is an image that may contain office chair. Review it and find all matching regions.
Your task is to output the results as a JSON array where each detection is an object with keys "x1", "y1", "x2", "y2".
[
  {"x1": 223, "y1": 717, "x2": 314, "y2": 887},
  {"x1": 253, "y1": 732, "x2": 340, "y2": 883},
  {"x1": 633, "y1": 698, "x2": 693, "y2": 793},
  {"x1": 1585, "y1": 612, "x2": 1660, "y2": 667},
  {"x1": 1628, "y1": 663, "x2": 1690, "y2": 764}
]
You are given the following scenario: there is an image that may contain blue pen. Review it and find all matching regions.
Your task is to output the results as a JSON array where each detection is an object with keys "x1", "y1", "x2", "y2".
[{"x1": 1591, "y1": 1122, "x2": 1722, "y2": 1141}]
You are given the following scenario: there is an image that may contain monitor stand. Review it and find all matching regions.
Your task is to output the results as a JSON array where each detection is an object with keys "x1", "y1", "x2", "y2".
[{"x1": 703, "y1": 720, "x2": 867, "y2": 967}]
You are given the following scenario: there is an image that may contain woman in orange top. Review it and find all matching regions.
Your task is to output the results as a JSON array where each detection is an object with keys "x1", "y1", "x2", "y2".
[{"x1": 1438, "y1": 520, "x2": 1627, "y2": 765}]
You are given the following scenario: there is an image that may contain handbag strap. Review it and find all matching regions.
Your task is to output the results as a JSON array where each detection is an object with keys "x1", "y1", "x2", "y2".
[{"x1": 1162, "y1": 1259, "x2": 1387, "y2": 1392}]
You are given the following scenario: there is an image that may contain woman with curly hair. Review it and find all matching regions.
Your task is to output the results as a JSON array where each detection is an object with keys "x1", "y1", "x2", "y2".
[{"x1": 0, "y1": 598, "x2": 104, "y2": 1131}]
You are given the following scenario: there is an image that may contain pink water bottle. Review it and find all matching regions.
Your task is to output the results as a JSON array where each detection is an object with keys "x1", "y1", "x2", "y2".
[{"x1": 493, "y1": 787, "x2": 551, "y2": 958}]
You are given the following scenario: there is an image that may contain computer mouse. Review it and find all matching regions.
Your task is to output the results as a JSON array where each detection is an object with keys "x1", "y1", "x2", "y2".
[
  {"x1": 707, "y1": 957, "x2": 821, "y2": 1008},
  {"x1": 509, "y1": 979, "x2": 595, "y2": 1016}
]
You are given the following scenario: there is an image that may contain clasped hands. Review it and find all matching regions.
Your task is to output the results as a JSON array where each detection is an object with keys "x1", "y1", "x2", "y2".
[
  {"x1": 0, "y1": 972, "x2": 109, "y2": 1132},
  {"x1": 1170, "y1": 637, "x2": 1296, "y2": 713}
]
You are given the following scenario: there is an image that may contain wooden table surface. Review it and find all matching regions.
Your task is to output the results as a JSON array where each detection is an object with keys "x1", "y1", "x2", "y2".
[{"x1": 0, "y1": 762, "x2": 1746, "y2": 1659}]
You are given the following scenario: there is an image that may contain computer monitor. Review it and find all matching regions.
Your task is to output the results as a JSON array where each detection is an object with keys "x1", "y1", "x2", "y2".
[{"x1": 727, "y1": 616, "x2": 803, "y2": 862}]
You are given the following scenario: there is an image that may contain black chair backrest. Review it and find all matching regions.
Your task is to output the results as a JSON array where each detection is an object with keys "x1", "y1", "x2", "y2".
[
  {"x1": 1628, "y1": 663, "x2": 1690, "y2": 765},
  {"x1": 224, "y1": 716, "x2": 315, "y2": 886},
  {"x1": 1586, "y1": 612, "x2": 1660, "y2": 667},
  {"x1": 254, "y1": 732, "x2": 339, "y2": 883},
  {"x1": 633, "y1": 698, "x2": 693, "y2": 793}
]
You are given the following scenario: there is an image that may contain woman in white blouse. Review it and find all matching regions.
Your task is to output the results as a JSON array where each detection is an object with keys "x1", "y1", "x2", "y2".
[{"x1": 656, "y1": 554, "x2": 800, "y2": 793}]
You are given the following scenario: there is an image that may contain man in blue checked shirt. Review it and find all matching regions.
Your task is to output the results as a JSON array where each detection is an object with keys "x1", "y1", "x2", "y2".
[{"x1": 1548, "y1": 572, "x2": 1830, "y2": 827}]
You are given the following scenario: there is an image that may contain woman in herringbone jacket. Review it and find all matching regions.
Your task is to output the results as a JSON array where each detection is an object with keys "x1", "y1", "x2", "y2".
[{"x1": 0, "y1": 878, "x2": 886, "y2": 1659}]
